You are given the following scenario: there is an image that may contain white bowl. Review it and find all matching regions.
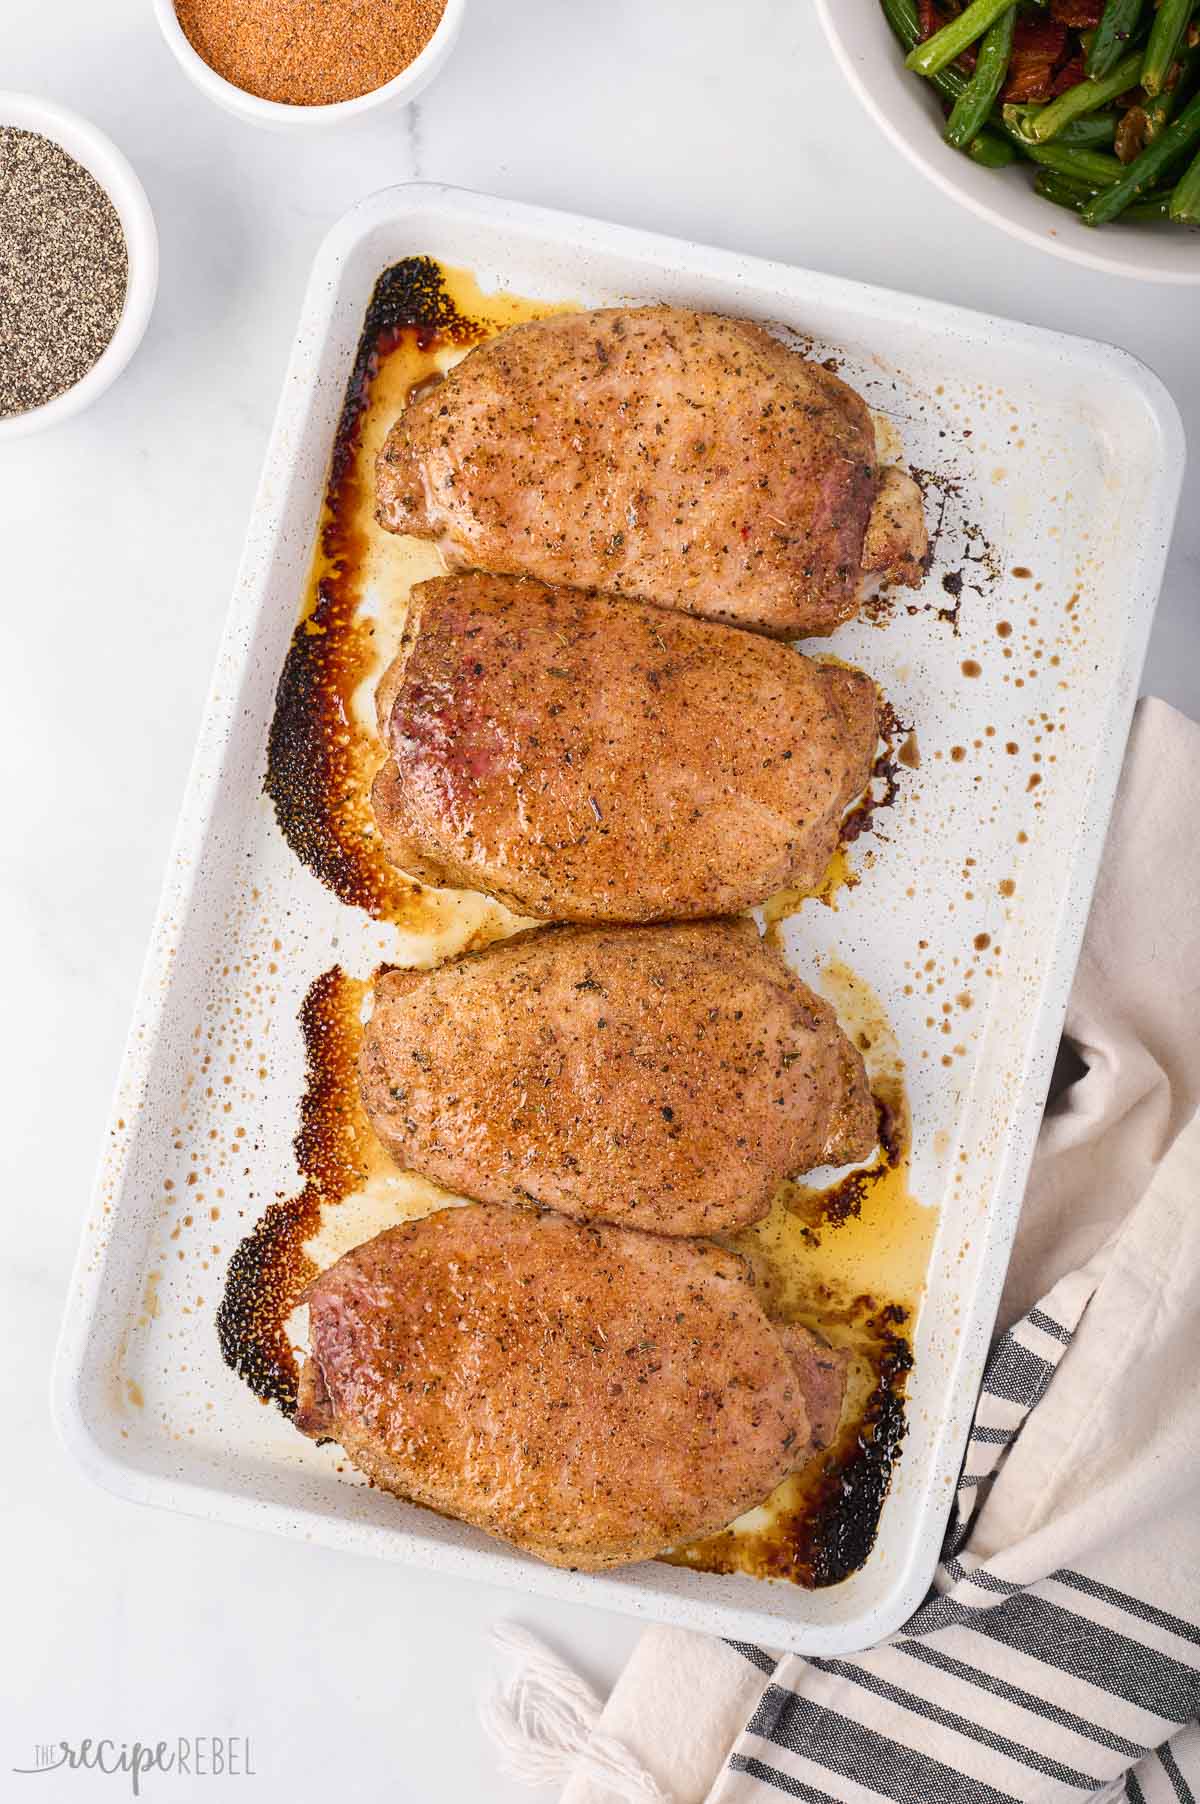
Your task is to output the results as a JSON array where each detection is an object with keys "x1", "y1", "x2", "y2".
[
  {"x1": 152, "y1": 0, "x2": 466, "y2": 131},
  {"x1": 0, "y1": 94, "x2": 158, "y2": 439},
  {"x1": 815, "y1": 0, "x2": 1200, "y2": 284}
]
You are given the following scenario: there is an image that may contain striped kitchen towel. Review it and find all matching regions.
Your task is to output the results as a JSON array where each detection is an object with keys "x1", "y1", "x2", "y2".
[
  {"x1": 715, "y1": 1126, "x2": 1200, "y2": 1802},
  {"x1": 487, "y1": 702, "x2": 1200, "y2": 1804}
]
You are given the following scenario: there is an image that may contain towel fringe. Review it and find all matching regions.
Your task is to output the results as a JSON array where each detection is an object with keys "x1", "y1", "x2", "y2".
[{"x1": 481, "y1": 1621, "x2": 672, "y2": 1801}]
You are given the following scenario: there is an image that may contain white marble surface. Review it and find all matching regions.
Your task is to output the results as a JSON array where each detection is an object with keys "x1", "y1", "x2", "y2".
[{"x1": 2, "y1": 1, "x2": 1196, "y2": 1798}]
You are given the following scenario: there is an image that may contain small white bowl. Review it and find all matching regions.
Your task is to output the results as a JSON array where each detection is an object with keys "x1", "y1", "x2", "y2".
[
  {"x1": 152, "y1": 0, "x2": 466, "y2": 131},
  {"x1": 815, "y1": 0, "x2": 1200, "y2": 284},
  {"x1": 0, "y1": 94, "x2": 158, "y2": 439}
]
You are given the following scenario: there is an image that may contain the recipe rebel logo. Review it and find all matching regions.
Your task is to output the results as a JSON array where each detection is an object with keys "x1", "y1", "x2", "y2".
[{"x1": 13, "y1": 1738, "x2": 256, "y2": 1794}]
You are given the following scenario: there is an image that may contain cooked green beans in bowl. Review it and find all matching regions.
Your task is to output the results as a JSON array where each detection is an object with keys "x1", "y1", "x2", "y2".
[{"x1": 878, "y1": 0, "x2": 1200, "y2": 226}]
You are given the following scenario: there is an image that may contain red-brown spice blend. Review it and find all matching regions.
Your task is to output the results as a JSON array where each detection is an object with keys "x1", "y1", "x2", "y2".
[{"x1": 175, "y1": 0, "x2": 447, "y2": 106}]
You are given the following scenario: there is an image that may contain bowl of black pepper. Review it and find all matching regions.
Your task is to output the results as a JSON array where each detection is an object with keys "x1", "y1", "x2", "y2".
[{"x1": 0, "y1": 93, "x2": 157, "y2": 438}]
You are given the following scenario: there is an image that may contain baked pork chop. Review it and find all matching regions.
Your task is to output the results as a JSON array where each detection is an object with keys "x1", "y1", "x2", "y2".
[
  {"x1": 371, "y1": 571, "x2": 878, "y2": 921},
  {"x1": 376, "y1": 305, "x2": 928, "y2": 638},
  {"x1": 294, "y1": 1206, "x2": 850, "y2": 1570},
  {"x1": 359, "y1": 919, "x2": 877, "y2": 1235}
]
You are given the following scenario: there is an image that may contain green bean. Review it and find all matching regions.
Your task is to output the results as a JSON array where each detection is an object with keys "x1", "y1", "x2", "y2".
[
  {"x1": 1060, "y1": 110, "x2": 1123, "y2": 145},
  {"x1": 1034, "y1": 165, "x2": 1182, "y2": 215},
  {"x1": 966, "y1": 126, "x2": 1019, "y2": 163},
  {"x1": 1034, "y1": 170, "x2": 1103, "y2": 208},
  {"x1": 1025, "y1": 49, "x2": 1146, "y2": 139},
  {"x1": 1142, "y1": 0, "x2": 1195, "y2": 95},
  {"x1": 1122, "y1": 41, "x2": 1200, "y2": 151},
  {"x1": 1125, "y1": 189, "x2": 1178, "y2": 216},
  {"x1": 905, "y1": 0, "x2": 1016, "y2": 76},
  {"x1": 1087, "y1": 0, "x2": 1145, "y2": 78},
  {"x1": 1025, "y1": 140, "x2": 1128, "y2": 183},
  {"x1": 945, "y1": 8, "x2": 1016, "y2": 147},
  {"x1": 880, "y1": 0, "x2": 972, "y2": 102},
  {"x1": 1168, "y1": 141, "x2": 1200, "y2": 215},
  {"x1": 1082, "y1": 86, "x2": 1200, "y2": 219},
  {"x1": 1144, "y1": 86, "x2": 1179, "y2": 132},
  {"x1": 1003, "y1": 102, "x2": 1119, "y2": 145}
]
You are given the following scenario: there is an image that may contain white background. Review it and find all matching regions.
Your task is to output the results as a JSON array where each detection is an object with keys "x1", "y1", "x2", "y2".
[{"x1": 2, "y1": 3, "x2": 1197, "y2": 1800}]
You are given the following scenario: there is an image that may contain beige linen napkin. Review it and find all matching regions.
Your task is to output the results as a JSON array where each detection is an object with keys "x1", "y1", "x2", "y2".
[{"x1": 527, "y1": 696, "x2": 1200, "y2": 1804}]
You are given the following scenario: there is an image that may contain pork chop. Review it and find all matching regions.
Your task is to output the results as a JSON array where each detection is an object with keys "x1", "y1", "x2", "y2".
[
  {"x1": 370, "y1": 571, "x2": 879, "y2": 921},
  {"x1": 359, "y1": 918, "x2": 877, "y2": 1235},
  {"x1": 376, "y1": 306, "x2": 928, "y2": 637},
  {"x1": 294, "y1": 1206, "x2": 849, "y2": 1569}
]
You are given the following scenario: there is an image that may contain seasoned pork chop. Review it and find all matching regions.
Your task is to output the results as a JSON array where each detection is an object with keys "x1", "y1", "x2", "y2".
[
  {"x1": 359, "y1": 919, "x2": 877, "y2": 1235},
  {"x1": 294, "y1": 1206, "x2": 849, "y2": 1569},
  {"x1": 861, "y1": 465, "x2": 929, "y2": 592},
  {"x1": 376, "y1": 306, "x2": 928, "y2": 637},
  {"x1": 370, "y1": 571, "x2": 878, "y2": 921}
]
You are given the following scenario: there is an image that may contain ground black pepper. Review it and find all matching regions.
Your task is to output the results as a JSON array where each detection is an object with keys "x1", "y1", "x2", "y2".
[{"x1": 0, "y1": 127, "x2": 128, "y2": 419}]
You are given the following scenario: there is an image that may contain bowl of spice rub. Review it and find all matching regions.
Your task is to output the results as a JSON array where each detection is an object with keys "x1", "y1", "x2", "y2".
[
  {"x1": 0, "y1": 94, "x2": 157, "y2": 438},
  {"x1": 154, "y1": 0, "x2": 465, "y2": 128}
]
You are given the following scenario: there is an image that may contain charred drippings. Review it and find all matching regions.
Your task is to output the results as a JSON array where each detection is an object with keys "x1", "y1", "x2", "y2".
[
  {"x1": 264, "y1": 257, "x2": 488, "y2": 922},
  {"x1": 806, "y1": 1312, "x2": 913, "y2": 1588},
  {"x1": 785, "y1": 1093, "x2": 903, "y2": 1234},
  {"x1": 939, "y1": 569, "x2": 965, "y2": 632},
  {"x1": 293, "y1": 967, "x2": 378, "y2": 1199},
  {"x1": 842, "y1": 700, "x2": 907, "y2": 847},
  {"x1": 217, "y1": 967, "x2": 369, "y2": 1415},
  {"x1": 667, "y1": 1301, "x2": 914, "y2": 1588},
  {"x1": 265, "y1": 577, "x2": 400, "y2": 917},
  {"x1": 901, "y1": 467, "x2": 1001, "y2": 635},
  {"x1": 216, "y1": 1190, "x2": 320, "y2": 1414},
  {"x1": 332, "y1": 257, "x2": 484, "y2": 494}
]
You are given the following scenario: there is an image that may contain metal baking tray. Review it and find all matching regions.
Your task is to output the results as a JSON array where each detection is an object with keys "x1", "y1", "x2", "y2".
[{"x1": 53, "y1": 184, "x2": 1183, "y2": 1654}]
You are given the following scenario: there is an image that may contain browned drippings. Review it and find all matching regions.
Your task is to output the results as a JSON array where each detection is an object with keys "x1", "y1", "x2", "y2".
[{"x1": 264, "y1": 259, "x2": 565, "y2": 927}]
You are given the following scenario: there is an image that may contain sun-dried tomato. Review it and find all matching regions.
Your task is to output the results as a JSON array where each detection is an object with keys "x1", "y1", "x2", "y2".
[
  {"x1": 1051, "y1": 54, "x2": 1087, "y2": 94},
  {"x1": 1002, "y1": 18, "x2": 1069, "y2": 102},
  {"x1": 1013, "y1": 17, "x2": 1070, "y2": 55}
]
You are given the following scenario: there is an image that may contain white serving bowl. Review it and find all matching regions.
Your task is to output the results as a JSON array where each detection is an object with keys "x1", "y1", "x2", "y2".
[
  {"x1": 0, "y1": 94, "x2": 158, "y2": 440},
  {"x1": 815, "y1": 0, "x2": 1200, "y2": 284},
  {"x1": 152, "y1": 0, "x2": 466, "y2": 131}
]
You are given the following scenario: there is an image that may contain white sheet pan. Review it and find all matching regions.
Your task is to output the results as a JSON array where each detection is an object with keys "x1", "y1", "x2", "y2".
[{"x1": 53, "y1": 184, "x2": 1184, "y2": 1654}]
